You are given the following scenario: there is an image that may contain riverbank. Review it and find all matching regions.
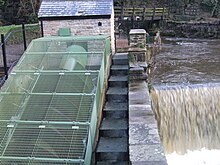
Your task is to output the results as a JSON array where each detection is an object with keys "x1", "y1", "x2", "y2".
[{"x1": 162, "y1": 19, "x2": 220, "y2": 39}]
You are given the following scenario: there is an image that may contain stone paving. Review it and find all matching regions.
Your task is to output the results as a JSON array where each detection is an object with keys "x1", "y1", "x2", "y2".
[{"x1": 129, "y1": 80, "x2": 167, "y2": 165}]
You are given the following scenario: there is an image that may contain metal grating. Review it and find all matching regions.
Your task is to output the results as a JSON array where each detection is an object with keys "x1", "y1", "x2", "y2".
[
  {"x1": 14, "y1": 52, "x2": 103, "y2": 71},
  {"x1": 0, "y1": 36, "x2": 111, "y2": 164},
  {"x1": 0, "y1": 161, "x2": 79, "y2": 165},
  {"x1": 0, "y1": 123, "x2": 87, "y2": 165},
  {"x1": 0, "y1": 95, "x2": 94, "y2": 122},
  {"x1": 1, "y1": 73, "x2": 97, "y2": 94},
  {"x1": 0, "y1": 122, "x2": 88, "y2": 157}
]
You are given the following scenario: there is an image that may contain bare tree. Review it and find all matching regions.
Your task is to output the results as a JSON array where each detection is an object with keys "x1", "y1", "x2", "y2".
[{"x1": 15, "y1": 0, "x2": 40, "y2": 23}]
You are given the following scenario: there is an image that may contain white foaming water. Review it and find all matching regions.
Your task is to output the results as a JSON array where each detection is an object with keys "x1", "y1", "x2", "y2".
[
  {"x1": 166, "y1": 148, "x2": 220, "y2": 165},
  {"x1": 151, "y1": 84, "x2": 220, "y2": 165}
]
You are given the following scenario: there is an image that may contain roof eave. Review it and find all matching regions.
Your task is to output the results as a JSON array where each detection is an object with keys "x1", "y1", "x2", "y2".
[{"x1": 38, "y1": 14, "x2": 111, "y2": 21}]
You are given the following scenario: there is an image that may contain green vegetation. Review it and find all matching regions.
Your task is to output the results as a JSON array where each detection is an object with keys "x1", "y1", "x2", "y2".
[
  {"x1": 0, "y1": 24, "x2": 40, "y2": 44},
  {"x1": 0, "y1": 25, "x2": 21, "y2": 35},
  {"x1": 0, "y1": 0, "x2": 6, "y2": 7},
  {"x1": 128, "y1": 53, "x2": 136, "y2": 62},
  {"x1": 0, "y1": 0, "x2": 40, "y2": 25},
  {"x1": 114, "y1": 0, "x2": 220, "y2": 18},
  {"x1": 0, "y1": 0, "x2": 219, "y2": 25}
]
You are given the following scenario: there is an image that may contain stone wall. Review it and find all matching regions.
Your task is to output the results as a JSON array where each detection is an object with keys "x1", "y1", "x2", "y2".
[
  {"x1": 42, "y1": 17, "x2": 115, "y2": 53},
  {"x1": 163, "y1": 20, "x2": 220, "y2": 38},
  {"x1": 129, "y1": 29, "x2": 146, "y2": 50},
  {"x1": 128, "y1": 28, "x2": 167, "y2": 164},
  {"x1": 128, "y1": 29, "x2": 148, "y2": 80},
  {"x1": 128, "y1": 29, "x2": 146, "y2": 62}
]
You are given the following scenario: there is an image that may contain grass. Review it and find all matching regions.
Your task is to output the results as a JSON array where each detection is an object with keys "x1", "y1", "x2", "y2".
[
  {"x1": 0, "y1": 24, "x2": 41, "y2": 44},
  {"x1": 0, "y1": 25, "x2": 22, "y2": 35}
]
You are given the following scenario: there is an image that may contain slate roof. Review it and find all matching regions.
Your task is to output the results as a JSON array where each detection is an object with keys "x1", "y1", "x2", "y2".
[{"x1": 38, "y1": 0, "x2": 113, "y2": 18}]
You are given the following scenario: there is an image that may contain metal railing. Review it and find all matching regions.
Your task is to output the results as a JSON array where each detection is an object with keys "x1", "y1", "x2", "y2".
[
  {"x1": 0, "y1": 23, "x2": 42, "y2": 83},
  {"x1": 114, "y1": 7, "x2": 168, "y2": 20}
]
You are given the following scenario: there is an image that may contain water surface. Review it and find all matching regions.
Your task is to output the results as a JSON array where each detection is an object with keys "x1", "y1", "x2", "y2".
[
  {"x1": 151, "y1": 38, "x2": 220, "y2": 165},
  {"x1": 152, "y1": 38, "x2": 220, "y2": 84}
]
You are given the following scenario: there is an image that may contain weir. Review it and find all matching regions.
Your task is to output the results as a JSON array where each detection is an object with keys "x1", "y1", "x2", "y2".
[{"x1": 150, "y1": 83, "x2": 220, "y2": 154}]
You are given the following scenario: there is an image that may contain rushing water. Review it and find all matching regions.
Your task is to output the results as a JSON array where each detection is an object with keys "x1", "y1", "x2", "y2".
[
  {"x1": 150, "y1": 38, "x2": 220, "y2": 165},
  {"x1": 151, "y1": 84, "x2": 220, "y2": 153},
  {"x1": 152, "y1": 38, "x2": 220, "y2": 84}
]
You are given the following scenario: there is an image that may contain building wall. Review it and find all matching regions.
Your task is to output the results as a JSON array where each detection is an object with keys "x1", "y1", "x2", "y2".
[
  {"x1": 42, "y1": 17, "x2": 115, "y2": 53},
  {"x1": 110, "y1": 8, "x2": 115, "y2": 53}
]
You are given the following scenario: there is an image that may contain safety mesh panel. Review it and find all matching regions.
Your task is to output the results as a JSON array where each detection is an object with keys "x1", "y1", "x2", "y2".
[
  {"x1": 0, "y1": 122, "x2": 87, "y2": 164},
  {"x1": 0, "y1": 161, "x2": 79, "y2": 165},
  {"x1": 1, "y1": 73, "x2": 97, "y2": 93},
  {"x1": 0, "y1": 35, "x2": 111, "y2": 164},
  {"x1": 15, "y1": 52, "x2": 103, "y2": 71}
]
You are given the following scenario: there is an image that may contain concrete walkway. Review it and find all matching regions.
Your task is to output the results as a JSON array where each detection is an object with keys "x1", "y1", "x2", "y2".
[{"x1": 129, "y1": 80, "x2": 167, "y2": 165}]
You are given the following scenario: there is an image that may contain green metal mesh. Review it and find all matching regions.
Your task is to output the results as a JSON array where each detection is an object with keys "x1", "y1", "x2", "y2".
[
  {"x1": 2, "y1": 73, "x2": 96, "y2": 94},
  {"x1": 0, "y1": 35, "x2": 111, "y2": 164}
]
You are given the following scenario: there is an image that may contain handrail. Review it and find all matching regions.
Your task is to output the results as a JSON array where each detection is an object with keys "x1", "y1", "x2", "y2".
[{"x1": 114, "y1": 7, "x2": 168, "y2": 19}]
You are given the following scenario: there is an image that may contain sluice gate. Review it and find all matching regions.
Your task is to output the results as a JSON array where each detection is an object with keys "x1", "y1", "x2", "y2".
[
  {"x1": 0, "y1": 35, "x2": 111, "y2": 164},
  {"x1": 151, "y1": 83, "x2": 220, "y2": 154}
]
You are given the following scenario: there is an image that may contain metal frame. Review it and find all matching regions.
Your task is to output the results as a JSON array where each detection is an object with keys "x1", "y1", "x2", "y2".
[{"x1": 0, "y1": 35, "x2": 111, "y2": 164}]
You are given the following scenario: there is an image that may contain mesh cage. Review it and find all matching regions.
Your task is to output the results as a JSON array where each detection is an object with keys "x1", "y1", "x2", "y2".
[
  {"x1": 0, "y1": 24, "x2": 41, "y2": 68},
  {"x1": 0, "y1": 35, "x2": 111, "y2": 164}
]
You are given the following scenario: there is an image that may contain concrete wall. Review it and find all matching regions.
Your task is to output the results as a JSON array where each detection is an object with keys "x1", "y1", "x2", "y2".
[
  {"x1": 129, "y1": 81, "x2": 167, "y2": 165},
  {"x1": 128, "y1": 29, "x2": 167, "y2": 165},
  {"x1": 42, "y1": 17, "x2": 115, "y2": 53}
]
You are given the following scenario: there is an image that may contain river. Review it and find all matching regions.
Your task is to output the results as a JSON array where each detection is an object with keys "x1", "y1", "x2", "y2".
[
  {"x1": 150, "y1": 38, "x2": 220, "y2": 165},
  {"x1": 152, "y1": 38, "x2": 220, "y2": 84}
]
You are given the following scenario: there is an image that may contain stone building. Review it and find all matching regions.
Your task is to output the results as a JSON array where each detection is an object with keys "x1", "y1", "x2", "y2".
[{"x1": 38, "y1": 0, "x2": 115, "y2": 52}]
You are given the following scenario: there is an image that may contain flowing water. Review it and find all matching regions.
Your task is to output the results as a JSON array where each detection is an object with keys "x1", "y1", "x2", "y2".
[
  {"x1": 152, "y1": 38, "x2": 220, "y2": 84},
  {"x1": 150, "y1": 38, "x2": 220, "y2": 165}
]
